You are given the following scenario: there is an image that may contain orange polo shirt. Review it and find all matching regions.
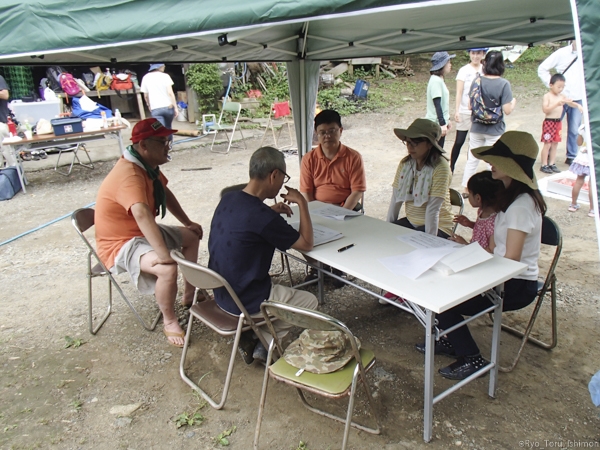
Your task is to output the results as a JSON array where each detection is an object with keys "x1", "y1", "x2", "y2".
[
  {"x1": 95, "y1": 157, "x2": 168, "y2": 269},
  {"x1": 300, "y1": 144, "x2": 366, "y2": 206}
]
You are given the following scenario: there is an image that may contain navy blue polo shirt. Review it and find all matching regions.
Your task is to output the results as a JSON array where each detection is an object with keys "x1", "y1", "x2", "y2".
[{"x1": 208, "y1": 190, "x2": 300, "y2": 315}]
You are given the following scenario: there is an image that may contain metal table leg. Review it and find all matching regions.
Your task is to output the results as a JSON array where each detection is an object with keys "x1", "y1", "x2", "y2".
[
  {"x1": 488, "y1": 291, "x2": 503, "y2": 398},
  {"x1": 423, "y1": 309, "x2": 436, "y2": 442}
]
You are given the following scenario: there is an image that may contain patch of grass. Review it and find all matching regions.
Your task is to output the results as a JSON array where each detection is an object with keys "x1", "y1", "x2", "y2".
[
  {"x1": 173, "y1": 409, "x2": 205, "y2": 429},
  {"x1": 3, "y1": 425, "x2": 16, "y2": 433},
  {"x1": 214, "y1": 425, "x2": 236, "y2": 446},
  {"x1": 69, "y1": 399, "x2": 82, "y2": 411},
  {"x1": 293, "y1": 441, "x2": 308, "y2": 450},
  {"x1": 63, "y1": 336, "x2": 84, "y2": 349}
]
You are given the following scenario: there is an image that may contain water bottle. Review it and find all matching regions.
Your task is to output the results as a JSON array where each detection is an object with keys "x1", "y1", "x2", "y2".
[
  {"x1": 6, "y1": 117, "x2": 17, "y2": 136},
  {"x1": 114, "y1": 109, "x2": 122, "y2": 125}
]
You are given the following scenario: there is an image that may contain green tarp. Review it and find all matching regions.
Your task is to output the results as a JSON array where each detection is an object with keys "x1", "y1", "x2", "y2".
[{"x1": 0, "y1": 0, "x2": 598, "y2": 251}]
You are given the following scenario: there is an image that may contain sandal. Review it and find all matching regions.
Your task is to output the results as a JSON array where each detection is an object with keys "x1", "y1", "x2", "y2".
[
  {"x1": 568, "y1": 204, "x2": 580, "y2": 212},
  {"x1": 589, "y1": 210, "x2": 595, "y2": 218}
]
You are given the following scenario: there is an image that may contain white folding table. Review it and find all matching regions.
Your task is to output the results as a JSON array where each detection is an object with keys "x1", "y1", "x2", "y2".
[{"x1": 285, "y1": 201, "x2": 527, "y2": 442}]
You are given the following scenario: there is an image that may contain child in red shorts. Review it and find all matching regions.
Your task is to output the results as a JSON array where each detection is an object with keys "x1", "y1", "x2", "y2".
[{"x1": 540, "y1": 73, "x2": 583, "y2": 174}]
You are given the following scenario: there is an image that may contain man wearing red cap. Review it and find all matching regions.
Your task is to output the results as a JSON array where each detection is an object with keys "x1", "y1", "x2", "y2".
[{"x1": 95, "y1": 118, "x2": 202, "y2": 347}]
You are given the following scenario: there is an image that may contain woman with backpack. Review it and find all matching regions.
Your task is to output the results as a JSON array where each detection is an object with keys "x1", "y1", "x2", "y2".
[{"x1": 460, "y1": 50, "x2": 517, "y2": 197}]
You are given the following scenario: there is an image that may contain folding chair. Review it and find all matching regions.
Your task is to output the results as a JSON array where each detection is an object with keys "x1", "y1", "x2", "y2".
[
  {"x1": 170, "y1": 250, "x2": 270, "y2": 410},
  {"x1": 254, "y1": 301, "x2": 380, "y2": 450},
  {"x1": 259, "y1": 100, "x2": 294, "y2": 150},
  {"x1": 71, "y1": 208, "x2": 162, "y2": 335},
  {"x1": 209, "y1": 101, "x2": 246, "y2": 154},
  {"x1": 55, "y1": 143, "x2": 94, "y2": 176},
  {"x1": 496, "y1": 216, "x2": 561, "y2": 372},
  {"x1": 449, "y1": 188, "x2": 464, "y2": 234}
]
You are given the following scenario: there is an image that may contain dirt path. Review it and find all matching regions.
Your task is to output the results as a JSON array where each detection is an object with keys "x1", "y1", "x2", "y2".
[{"x1": 1, "y1": 67, "x2": 599, "y2": 449}]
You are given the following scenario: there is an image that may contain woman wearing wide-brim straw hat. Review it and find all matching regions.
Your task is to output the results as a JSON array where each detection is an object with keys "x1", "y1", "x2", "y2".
[
  {"x1": 416, "y1": 131, "x2": 547, "y2": 381},
  {"x1": 387, "y1": 118, "x2": 454, "y2": 238}
]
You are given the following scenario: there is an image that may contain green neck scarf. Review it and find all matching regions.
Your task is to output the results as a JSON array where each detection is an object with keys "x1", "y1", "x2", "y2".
[{"x1": 126, "y1": 145, "x2": 166, "y2": 218}]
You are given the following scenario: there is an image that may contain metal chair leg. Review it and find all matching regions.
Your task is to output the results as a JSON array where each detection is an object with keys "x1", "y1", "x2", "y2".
[
  {"x1": 180, "y1": 314, "x2": 245, "y2": 409},
  {"x1": 88, "y1": 252, "x2": 112, "y2": 335}
]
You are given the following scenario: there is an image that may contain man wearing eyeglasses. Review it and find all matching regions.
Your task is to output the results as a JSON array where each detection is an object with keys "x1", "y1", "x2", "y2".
[
  {"x1": 95, "y1": 118, "x2": 203, "y2": 348},
  {"x1": 300, "y1": 109, "x2": 366, "y2": 211},
  {"x1": 208, "y1": 146, "x2": 318, "y2": 364}
]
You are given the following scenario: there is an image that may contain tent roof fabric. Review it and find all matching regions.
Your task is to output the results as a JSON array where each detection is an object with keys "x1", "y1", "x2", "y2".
[{"x1": 0, "y1": 0, "x2": 573, "y2": 64}]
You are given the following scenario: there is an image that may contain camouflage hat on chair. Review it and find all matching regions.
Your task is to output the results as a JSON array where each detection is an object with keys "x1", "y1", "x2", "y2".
[{"x1": 283, "y1": 329, "x2": 360, "y2": 374}]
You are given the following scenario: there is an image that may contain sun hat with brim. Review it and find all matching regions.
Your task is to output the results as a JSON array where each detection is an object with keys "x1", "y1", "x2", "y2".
[
  {"x1": 430, "y1": 51, "x2": 456, "y2": 71},
  {"x1": 472, "y1": 131, "x2": 539, "y2": 189},
  {"x1": 131, "y1": 118, "x2": 177, "y2": 143},
  {"x1": 283, "y1": 329, "x2": 360, "y2": 374},
  {"x1": 393, "y1": 118, "x2": 445, "y2": 153},
  {"x1": 149, "y1": 63, "x2": 165, "y2": 72}
]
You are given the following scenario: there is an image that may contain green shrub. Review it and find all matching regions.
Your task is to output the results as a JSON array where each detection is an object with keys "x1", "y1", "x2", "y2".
[{"x1": 186, "y1": 64, "x2": 223, "y2": 114}]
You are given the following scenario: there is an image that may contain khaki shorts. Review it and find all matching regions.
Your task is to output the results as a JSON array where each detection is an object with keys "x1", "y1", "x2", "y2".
[
  {"x1": 111, "y1": 224, "x2": 182, "y2": 295},
  {"x1": 455, "y1": 113, "x2": 472, "y2": 132}
]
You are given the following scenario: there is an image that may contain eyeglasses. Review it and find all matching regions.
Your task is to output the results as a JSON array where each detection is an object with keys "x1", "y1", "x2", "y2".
[
  {"x1": 316, "y1": 128, "x2": 340, "y2": 138},
  {"x1": 403, "y1": 138, "x2": 427, "y2": 148},
  {"x1": 277, "y1": 168, "x2": 291, "y2": 183},
  {"x1": 147, "y1": 137, "x2": 172, "y2": 149}
]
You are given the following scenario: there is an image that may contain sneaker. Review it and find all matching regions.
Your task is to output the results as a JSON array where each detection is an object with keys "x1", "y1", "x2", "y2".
[
  {"x1": 237, "y1": 331, "x2": 257, "y2": 365},
  {"x1": 303, "y1": 268, "x2": 319, "y2": 283},
  {"x1": 330, "y1": 268, "x2": 346, "y2": 289},
  {"x1": 565, "y1": 158, "x2": 574, "y2": 165},
  {"x1": 540, "y1": 165, "x2": 553, "y2": 174},
  {"x1": 415, "y1": 337, "x2": 456, "y2": 357},
  {"x1": 589, "y1": 210, "x2": 596, "y2": 218},
  {"x1": 568, "y1": 204, "x2": 580, "y2": 213},
  {"x1": 252, "y1": 342, "x2": 268, "y2": 365},
  {"x1": 549, "y1": 164, "x2": 561, "y2": 173},
  {"x1": 438, "y1": 354, "x2": 490, "y2": 380}
]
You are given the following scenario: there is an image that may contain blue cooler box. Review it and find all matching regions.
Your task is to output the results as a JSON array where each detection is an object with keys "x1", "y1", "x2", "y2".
[
  {"x1": 353, "y1": 80, "x2": 370, "y2": 99},
  {"x1": 51, "y1": 118, "x2": 83, "y2": 136}
]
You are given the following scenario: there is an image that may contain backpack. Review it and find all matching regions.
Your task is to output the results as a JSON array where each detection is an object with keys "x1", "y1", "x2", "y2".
[
  {"x1": 95, "y1": 74, "x2": 112, "y2": 96},
  {"x1": 470, "y1": 74, "x2": 503, "y2": 125},
  {"x1": 110, "y1": 73, "x2": 133, "y2": 91},
  {"x1": 59, "y1": 72, "x2": 81, "y2": 96},
  {"x1": 46, "y1": 66, "x2": 66, "y2": 92}
]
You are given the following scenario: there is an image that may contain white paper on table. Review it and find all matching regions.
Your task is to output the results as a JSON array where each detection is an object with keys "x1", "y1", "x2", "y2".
[
  {"x1": 310, "y1": 204, "x2": 362, "y2": 221},
  {"x1": 288, "y1": 222, "x2": 343, "y2": 246},
  {"x1": 379, "y1": 246, "x2": 457, "y2": 280},
  {"x1": 397, "y1": 231, "x2": 461, "y2": 249},
  {"x1": 432, "y1": 242, "x2": 493, "y2": 275}
]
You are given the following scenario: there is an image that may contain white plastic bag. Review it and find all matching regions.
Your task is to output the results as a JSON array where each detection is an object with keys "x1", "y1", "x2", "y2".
[
  {"x1": 590, "y1": 370, "x2": 600, "y2": 407},
  {"x1": 44, "y1": 87, "x2": 57, "y2": 100}
]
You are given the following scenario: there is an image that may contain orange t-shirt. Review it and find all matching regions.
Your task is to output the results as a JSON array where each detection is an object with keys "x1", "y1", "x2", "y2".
[
  {"x1": 95, "y1": 157, "x2": 168, "y2": 269},
  {"x1": 299, "y1": 144, "x2": 366, "y2": 206}
]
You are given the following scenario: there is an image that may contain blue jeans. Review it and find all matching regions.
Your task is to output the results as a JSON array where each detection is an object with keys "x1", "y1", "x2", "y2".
[
  {"x1": 151, "y1": 106, "x2": 176, "y2": 141},
  {"x1": 561, "y1": 100, "x2": 583, "y2": 159}
]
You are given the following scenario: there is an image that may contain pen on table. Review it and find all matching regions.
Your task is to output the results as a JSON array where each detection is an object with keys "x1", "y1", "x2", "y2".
[{"x1": 338, "y1": 244, "x2": 355, "y2": 253}]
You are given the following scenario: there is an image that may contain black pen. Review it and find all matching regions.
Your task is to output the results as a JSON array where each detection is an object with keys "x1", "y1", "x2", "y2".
[{"x1": 338, "y1": 244, "x2": 355, "y2": 253}]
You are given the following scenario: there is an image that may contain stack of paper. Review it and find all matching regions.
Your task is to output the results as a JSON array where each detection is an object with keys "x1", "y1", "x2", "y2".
[
  {"x1": 288, "y1": 222, "x2": 343, "y2": 246},
  {"x1": 310, "y1": 204, "x2": 362, "y2": 221}
]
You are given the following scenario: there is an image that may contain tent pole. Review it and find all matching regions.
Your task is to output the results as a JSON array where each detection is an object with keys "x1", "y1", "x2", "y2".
[
  {"x1": 300, "y1": 58, "x2": 307, "y2": 162},
  {"x1": 571, "y1": 0, "x2": 600, "y2": 261}
]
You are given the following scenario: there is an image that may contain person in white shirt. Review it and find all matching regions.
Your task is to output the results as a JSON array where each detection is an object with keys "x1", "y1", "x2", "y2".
[
  {"x1": 416, "y1": 131, "x2": 546, "y2": 381},
  {"x1": 538, "y1": 40, "x2": 584, "y2": 164},
  {"x1": 140, "y1": 64, "x2": 178, "y2": 142},
  {"x1": 450, "y1": 48, "x2": 487, "y2": 173}
]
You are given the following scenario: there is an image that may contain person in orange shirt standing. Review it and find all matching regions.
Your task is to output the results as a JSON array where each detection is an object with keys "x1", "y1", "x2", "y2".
[
  {"x1": 299, "y1": 109, "x2": 367, "y2": 285},
  {"x1": 95, "y1": 118, "x2": 202, "y2": 347}
]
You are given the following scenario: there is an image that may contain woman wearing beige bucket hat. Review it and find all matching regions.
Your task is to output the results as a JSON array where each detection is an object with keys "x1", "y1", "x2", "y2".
[
  {"x1": 416, "y1": 131, "x2": 547, "y2": 380},
  {"x1": 387, "y1": 118, "x2": 454, "y2": 238}
]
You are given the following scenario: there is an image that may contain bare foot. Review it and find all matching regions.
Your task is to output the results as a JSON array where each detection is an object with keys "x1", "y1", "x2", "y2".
[{"x1": 163, "y1": 321, "x2": 185, "y2": 347}]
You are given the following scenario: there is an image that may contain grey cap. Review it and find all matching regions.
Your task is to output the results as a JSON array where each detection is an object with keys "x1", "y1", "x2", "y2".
[{"x1": 430, "y1": 52, "x2": 456, "y2": 71}]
